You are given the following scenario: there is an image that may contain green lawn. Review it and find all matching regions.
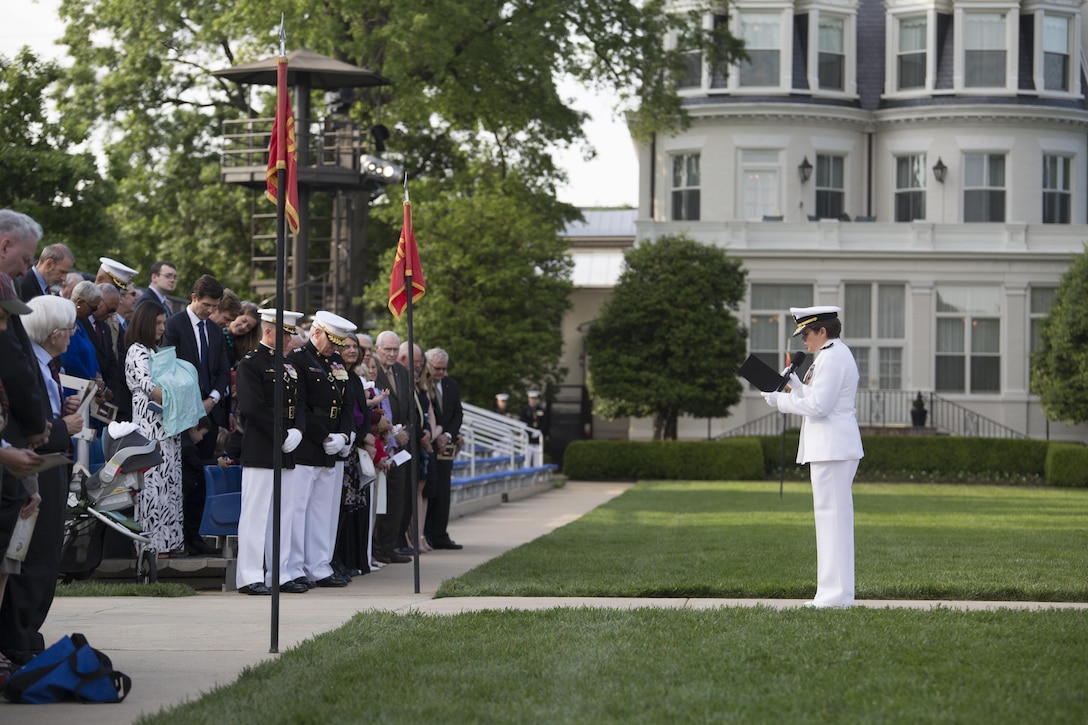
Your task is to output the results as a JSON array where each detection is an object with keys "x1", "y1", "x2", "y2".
[
  {"x1": 138, "y1": 481, "x2": 1088, "y2": 724},
  {"x1": 438, "y1": 481, "x2": 1088, "y2": 601}
]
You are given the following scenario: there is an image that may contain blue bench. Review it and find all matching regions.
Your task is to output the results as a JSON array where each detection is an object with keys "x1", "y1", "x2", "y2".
[{"x1": 198, "y1": 465, "x2": 242, "y2": 537}]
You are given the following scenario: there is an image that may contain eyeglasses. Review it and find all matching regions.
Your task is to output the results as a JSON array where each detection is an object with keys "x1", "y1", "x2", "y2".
[
  {"x1": 51, "y1": 324, "x2": 77, "y2": 335},
  {"x1": 379, "y1": 345, "x2": 398, "y2": 352},
  {"x1": 431, "y1": 366, "x2": 447, "y2": 372}
]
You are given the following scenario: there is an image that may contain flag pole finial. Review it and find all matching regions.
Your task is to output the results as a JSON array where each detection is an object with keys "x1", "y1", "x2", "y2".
[
  {"x1": 403, "y1": 172, "x2": 409, "y2": 203},
  {"x1": 278, "y1": 14, "x2": 286, "y2": 57}
]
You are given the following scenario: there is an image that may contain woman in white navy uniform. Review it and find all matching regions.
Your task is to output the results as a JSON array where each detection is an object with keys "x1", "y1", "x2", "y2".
[{"x1": 762, "y1": 306, "x2": 863, "y2": 608}]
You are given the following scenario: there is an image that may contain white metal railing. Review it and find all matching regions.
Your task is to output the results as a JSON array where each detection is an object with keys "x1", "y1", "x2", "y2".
[{"x1": 457, "y1": 403, "x2": 545, "y2": 475}]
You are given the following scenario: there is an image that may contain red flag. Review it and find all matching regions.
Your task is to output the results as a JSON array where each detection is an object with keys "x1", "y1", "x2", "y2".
[
  {"x1": 388, "y1": 199, "x2": 426, "y2": 318},
  {"x1": 265, "y1": 56, "x2": 299, "y2": 234}
]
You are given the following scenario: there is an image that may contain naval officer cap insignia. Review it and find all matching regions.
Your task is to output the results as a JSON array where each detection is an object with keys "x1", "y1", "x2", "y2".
[
  {"x1": 258, "y1": 308, "x2": 305, "y2": 334},
  {"x1": 312, "y1": 310, "x2": 356, "y2": 346},
  {"x1": 99, "y1": 257, "x2": 138, "y2": 292},
  {"x1": 790, "y1": 305, "x2": 842, "y2": 337}
]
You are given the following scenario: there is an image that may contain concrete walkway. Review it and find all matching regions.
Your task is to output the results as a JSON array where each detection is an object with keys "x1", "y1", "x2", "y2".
[{"x1": 2, "y1": 481, "x2": 1084, "y2": 723}]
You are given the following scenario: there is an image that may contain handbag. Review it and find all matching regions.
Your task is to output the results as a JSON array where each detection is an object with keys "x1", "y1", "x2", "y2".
[
  {"x1": 358, "y1": 448, "x2": 376, "y2": 478},
  {"x1": 2, "y1": 633, "x2": 132, "y2": 704}
]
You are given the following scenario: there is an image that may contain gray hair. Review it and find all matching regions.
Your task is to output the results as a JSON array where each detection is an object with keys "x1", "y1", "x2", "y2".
[
  {"x1": 425, "y1": 347, "x2": 449, "y2": 364},
  {"x1": 0, "y1": 209, "x2": 43, "y2": 245},
  {"x1": 376, "y1": 330, "x2": 399, "y2": 347},
  {"x1": 24, "y1": 295, "x2": 77, "y2": 344},
  {"x1": 71, "y1": 280, "x2": 102, "y2": 303},
  {"x1": 357, "y1": 333, "x2": 374, "y2": 346},
  {"x1": 38, "y1": 243, "x2": 74, "y2": 265},
  {"x1": 98, "y1": 283, "x2": 120, "y2": 304}
]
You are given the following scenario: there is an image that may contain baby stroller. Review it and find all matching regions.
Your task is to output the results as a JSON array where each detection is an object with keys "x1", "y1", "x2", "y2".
[{"x1": 59, "y1": 422, "x2": 163, "y2": 585}]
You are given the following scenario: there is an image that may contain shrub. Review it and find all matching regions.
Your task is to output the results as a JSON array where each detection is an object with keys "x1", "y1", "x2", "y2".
[
  {"x1": 563, "y1": 439, "x2": 765, "y2": 481},
  {"x1": 1045, "y1": 442, "x2": 1088, "y2": 487}
]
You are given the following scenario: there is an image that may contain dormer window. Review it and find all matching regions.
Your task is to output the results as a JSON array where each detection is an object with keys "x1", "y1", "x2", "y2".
[
  {"x1": 739, "y1": 12, "x2": 782, "y2": 87},
  {"x1": 1042, "y1": 14, "x2": 1071, "y2": 91},
  {"x1": 818, "y1": 16, "x2": 846, "y2": 90},
  {"x1": 963, "y1": 12, "x2": 1007, "y2": 87},
  {"x1": 897, "y1": 16, "x2": 928, "y2": 90}
]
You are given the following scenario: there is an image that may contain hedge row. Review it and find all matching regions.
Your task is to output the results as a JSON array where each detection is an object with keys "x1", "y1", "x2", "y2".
[
  {"x1": 561, "y1": 439, "x2": 765, "y2": 481},
  {"x1": 564, "y1": 436, "x2": 1086, "y2": 486}
]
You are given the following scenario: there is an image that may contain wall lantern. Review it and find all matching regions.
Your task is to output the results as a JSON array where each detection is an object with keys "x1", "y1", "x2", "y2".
[
  {"x1": 798, "y1": 156, "x2": 813, "y2": 183},
  {"x1": 932, "y1": 157, "x2": 947, "y2": 183}
]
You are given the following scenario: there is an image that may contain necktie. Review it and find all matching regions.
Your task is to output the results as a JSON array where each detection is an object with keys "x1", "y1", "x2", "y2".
[
  {"x1": 48, "y1": 358, "x2": 63, "y2": 415},
  {"x1": 93, "y1": 319, "x2": 105, "y2": 346},
  {"x1": 384, "y1": 366, "x2": 397, "y2": 395},
  {"x1": 435, "y1": 381, "x2": 443, "y2": 413},
  {"x1": 198, "y1": 320, "x2": 211, "y2": 386}
]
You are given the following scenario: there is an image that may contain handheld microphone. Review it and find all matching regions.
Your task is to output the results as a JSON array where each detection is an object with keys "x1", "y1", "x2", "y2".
[{"x1": 777, "y1": 351, "x2": 807, "y2": 391}]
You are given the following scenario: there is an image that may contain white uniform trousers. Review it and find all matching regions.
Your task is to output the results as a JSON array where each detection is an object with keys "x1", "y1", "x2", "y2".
[
  {"x1": 809, "y1": 459, "x2": 859, "y2": 607},
  {"x1": 285, "y1": 464, "x2": 316, "y2": 582},
  {"x1": 302, "y1": 461, "x2": 344, "y2": 582},
  {"x1": 236, "y1": 466, "x2": 302, "y2": 589}
]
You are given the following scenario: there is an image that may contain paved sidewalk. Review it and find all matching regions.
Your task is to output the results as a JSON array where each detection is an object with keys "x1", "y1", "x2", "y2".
[{"x1": 2, "y1": 480, "x2": 1085, "y2": 724}]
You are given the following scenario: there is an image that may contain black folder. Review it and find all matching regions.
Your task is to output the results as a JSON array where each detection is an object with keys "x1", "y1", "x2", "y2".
[{"x1": 737, "y1": 354, "x2": 786, "y2": 393}]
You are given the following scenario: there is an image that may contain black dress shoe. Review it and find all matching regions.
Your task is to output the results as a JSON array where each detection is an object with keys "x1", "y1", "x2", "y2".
[
  {"x1": 278, "y1": 580, "x2": 309, "y2": 594},
  {"x1": 395, "y1": 546, "x2": 417, "y2": 556},
  {"x1": 315, "y1": 575, "x2": 349, "y2": 588},
  {"x1": 293, "y1": 576, "x2": 315, "y2": 590},
  {"x1": 388, "y1": 553, "x2": 411, "y2": 564},
  {"x1": 186, "y1": 539, "x2": 221, "y2": 556},
  {"x1": 433, "y1": 539, "x2": 463, "y2": 550},
  {"x1": 238, "y1": 583, "x2": 271, "y2": 595}
]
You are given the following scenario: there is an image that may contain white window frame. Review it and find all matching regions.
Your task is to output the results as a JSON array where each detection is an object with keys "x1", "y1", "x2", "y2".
[
  {"x1": 671, "y1": 152, "x2": 702, "y2": 221},
  {"x1": 747, "y1": 284, "x2": 814, "y2": 389},
  {"x1": 739, "y1": 149, "x2": 783, "y2": 221},
  {"x1": 935, "y1": 286, "x2": 1002, "y2": 394},
  {"x1": 963, "y1": 152, "x2": 1007, "y2": 223},
  {"x1": 1028, "y1": 7, "x2": 1080, "y2": 98},
  {"x1": 804, "y1": 6, "x2": 856, "y2": 97},
  {"x1": 1029, "y1": 286, "x2": 1057, "y2": 382},
  {"x1": 954, "y1": 6, "x2": 1018, "y2": 94},
  {"x1": 844, "y1": 283, "x2": 907, "y2": 390},
  {"x1": 724, "y1": 5, "x2": 793, "y2": 92},
  {"x1": 894, "y1": 153, "x2": 927, "y2": 222},
  {"x1": 884, "y1": 9, "x2": 937, "y2": 97},
  {"x1": 1042, "y1": 154, "x2": 1072, "y2": 224}
]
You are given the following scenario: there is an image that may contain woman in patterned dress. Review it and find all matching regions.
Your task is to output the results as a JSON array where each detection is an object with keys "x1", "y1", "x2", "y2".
[{"x1": 125, "y1": 301, "x2": 185, "y2": 557}]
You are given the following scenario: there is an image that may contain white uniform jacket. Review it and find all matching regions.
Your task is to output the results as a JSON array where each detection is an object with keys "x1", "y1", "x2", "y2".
[{"x1": 775, "y1": 340, "x2": 864, "y2": 464}]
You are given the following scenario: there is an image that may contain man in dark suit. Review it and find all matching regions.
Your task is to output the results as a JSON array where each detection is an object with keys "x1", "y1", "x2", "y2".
[
  {"x1": 424, "y1": 347, "x2": 464, "y2": 550},
  {"x1": 373, "y1": 330, "x2": 412, "y2": 564},
  {"x1": 0, "y1": 209, "x2": 53, "y2": 666},
  {"x1": 84, "y1": 283, "x2": 122, "y2": 410},
  {"x1": 162, "y1": 274, "x2": 230, "y2": 554},
  {"x1": 16, "y1": 243, "x2": 74, "y2": 301},
  {"x1": 136, "y1": 260, "x2": 177, "y2": 315}
]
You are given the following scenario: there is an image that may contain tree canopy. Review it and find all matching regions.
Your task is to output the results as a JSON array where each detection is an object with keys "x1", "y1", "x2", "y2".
[
  {"x1": 0, "y1": 48, "x2": 116, "y2": 258},
  {"x1": 8, "y1": 0, "x2": 744, "y2": 403},
  {"x1": 1031, "y1": 245, "x2": 1088, "y2": 424},
  {"x1": 584, "y1": 234, "x2": 748, "y2": 439}
]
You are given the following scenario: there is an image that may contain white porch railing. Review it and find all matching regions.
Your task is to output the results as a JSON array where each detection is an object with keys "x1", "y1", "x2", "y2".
[{"x1": 458, "y1": 403, "x2": 545, "y2": 475}]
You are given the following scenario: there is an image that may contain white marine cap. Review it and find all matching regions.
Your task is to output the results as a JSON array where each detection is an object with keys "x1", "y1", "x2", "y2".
[
  {"x1": 495, "y1": 393, "x2": 509, "y2": 401},
  {"x1": 527, "y1": 390, "x2": 540, "y2": 398},
  {"x1": 99, "y1": 257, "x2": 139, "y2": 291},
  {"x1": 311, "y1": 310, "x2": 357, "y2": 346},
  {"x1": 790, "y1": 305, "x2": 842, "y2": 336},
  {"x1": 258, "y1": 308, "x2": 305, "y2": 334}
]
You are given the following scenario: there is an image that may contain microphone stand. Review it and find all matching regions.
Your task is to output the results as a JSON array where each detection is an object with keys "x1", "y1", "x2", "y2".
[{"x1": 779, "y1": 410, "x2": 786, "y2": 500}]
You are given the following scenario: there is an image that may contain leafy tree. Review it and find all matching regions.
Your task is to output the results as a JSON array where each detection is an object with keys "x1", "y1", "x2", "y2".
[
  {"x1": 50, "y1": 0, "x2": 745, "y2": 399},
  {"x1": 0, "y1": 48, "x2": 116, "y2": 264},
  {"x1": 1031, "y1": 245, "x2": 1088, "y2": 424},
  {"x1": 585, "y1": 234, "x2": 748, "y2": 440},
  {"x1": 364, "y1": 162, "x2": 574, "y2": 404}
]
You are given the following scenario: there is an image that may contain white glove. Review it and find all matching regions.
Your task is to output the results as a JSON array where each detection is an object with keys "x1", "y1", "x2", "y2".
[
  {"x1": 323, "y1": 433, "x2": 349, "y2": 455},
  {"x1": 761, "y1": 391, "x2": 780, "y2": 408},
  {"x1": 786, "y1": 372, "x2": 802, "y2": 390},
  {"x1": 282, "y1": 428, "x2": 302, "y2": 453},
  {"x1": 347, "y1": 430, "x2": 356, "y2": 449}
]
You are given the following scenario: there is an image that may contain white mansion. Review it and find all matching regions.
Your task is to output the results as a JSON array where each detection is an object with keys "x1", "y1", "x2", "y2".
[{"x1": 558, "y1": 0, "x2": 1088, "y2": 445}]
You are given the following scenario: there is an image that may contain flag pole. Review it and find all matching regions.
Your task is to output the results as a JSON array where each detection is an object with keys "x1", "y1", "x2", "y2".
[
  {"x1": 269, "y1": 14, "x2": 288, "y2": 654},
  {"x1": 405, "y1": 175, "x2": 421, "y2": 594}
]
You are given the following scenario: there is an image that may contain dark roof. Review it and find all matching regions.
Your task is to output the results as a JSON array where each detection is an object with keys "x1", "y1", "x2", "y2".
[{"x1": 213, "y1": 49, "x2": 391, "y2": 89}]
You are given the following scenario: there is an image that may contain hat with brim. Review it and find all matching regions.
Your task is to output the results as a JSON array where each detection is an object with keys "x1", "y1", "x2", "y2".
[
  {"x1": 312, "y1": 310, "x2": 357, "y2": 346},
  {"x1": 0, "y1": 272, "x2": 32, "y2": 315},
  {"x1": 258, "y1": 308, "x2": 304, "y2": 335},
  {"x1": 99, "y1": 257, "x2": 138, "y2": 292},
  {"x1": 790, "y1": 305, "x2": 842, "y2": 336}
]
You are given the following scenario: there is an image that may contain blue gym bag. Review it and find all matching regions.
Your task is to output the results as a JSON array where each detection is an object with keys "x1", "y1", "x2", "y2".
[{"x1": 2, "y1": 632, "x2": 131, "y2": 703}]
